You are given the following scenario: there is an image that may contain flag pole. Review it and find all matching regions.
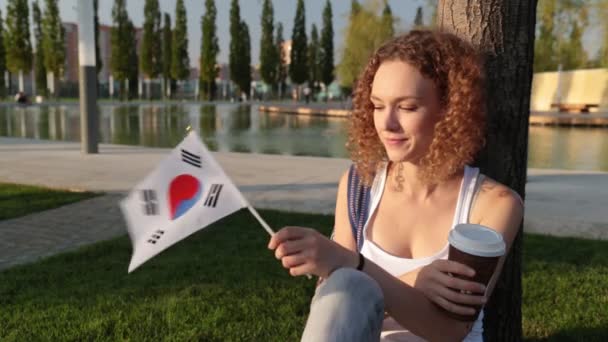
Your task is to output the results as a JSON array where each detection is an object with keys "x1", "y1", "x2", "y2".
[
  {"x1": 187, "y1": 127, "x2": 311, "y2": 279},
  {"x1": 247, "y1": 205, "x2": 275, "y2": 236}
]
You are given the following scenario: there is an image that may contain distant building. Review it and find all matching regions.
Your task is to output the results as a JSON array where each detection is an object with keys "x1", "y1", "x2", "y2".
[
  {"x1": 63, "y1": 23, "x2": 78, "y2": 83},
  {"x1": 282, "y1": 40, "x2": 292, "y2": 66},
  {"x1": 62, "y1": 22, "x2": 143, "y2": 84}
]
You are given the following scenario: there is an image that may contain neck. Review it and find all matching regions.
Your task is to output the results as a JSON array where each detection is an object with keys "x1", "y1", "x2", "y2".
[{"x1": 389, "y1": 161, "x2": 462, "y2": 201}]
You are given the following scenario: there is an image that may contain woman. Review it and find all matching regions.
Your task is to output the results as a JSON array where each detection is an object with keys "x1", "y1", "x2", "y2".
[{"x1": 268, "y1": 30, "x2": 523, "y2": 341}]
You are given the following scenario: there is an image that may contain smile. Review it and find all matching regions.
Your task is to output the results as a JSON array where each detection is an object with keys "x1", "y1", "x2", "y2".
[{"x1": 384, "y1": 138, "x2": 408, "y2": 146}]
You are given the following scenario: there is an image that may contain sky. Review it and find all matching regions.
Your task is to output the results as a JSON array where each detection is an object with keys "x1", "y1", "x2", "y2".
[{"x1": 0, "y1": 0, "x2": 429, "y2": 68}]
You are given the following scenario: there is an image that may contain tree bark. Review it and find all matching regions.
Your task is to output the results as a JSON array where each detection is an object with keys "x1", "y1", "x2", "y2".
[{"x1": 437, "y1": 1, "x2": 537, "y2": 341}]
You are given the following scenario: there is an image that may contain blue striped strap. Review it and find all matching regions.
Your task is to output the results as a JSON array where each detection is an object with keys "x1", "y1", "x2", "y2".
[{"x1": 347, "y1": 165, "x2": 371, "y2": 251}]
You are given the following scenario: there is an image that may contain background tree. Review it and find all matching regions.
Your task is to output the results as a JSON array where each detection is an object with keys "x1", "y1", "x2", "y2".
[
  {"x1": 534, "y1": 0, "x2": 556, "y2": 72},
  {"x1": 337, "y1": 0, "x2": 395, "y2": 92},
  {"x1": 259, "y1": 0, "x2": 278, "y2": 97},
  {"x1": 199, "y1": 0, "x2": 219, "y2": 100},
  {"x1": 596, "y1": 1, "x2": 608, "y2": 67},
  {"x1": 240, "y1": 21, "x2": 252, "y2": 98},
  {"x1": 140, "y1": 0, "x2": 162, "y2": 99},
  {"x1": 4, "y1": 0, "x2": 32, "y2": 93},
  {"x1": 350, "y1": 0, "x2": 361, "y2": 17},
  {"x1": 307, "y1": 24, "x2": 321, "y2": 95},
  {"x1": 558, "y1": 2, "x2": 587, "y2": 70},
  {"x1": 320, "y1": 0, "x2": 334, "y2": 92},
  {"x1": 0, "y1": 9, "x2": 7, "y2": 98},
  {"x1": 94, "y1": 0, "x2": 103, "y2": 76},
  {"x1": 111, "y1": 0, "x2": 133, "y2": 100},
  {"x1": 275, "y1": 22, "x2": 287, "y2": 99},
  {"x1": 126, "y1": 19, "x2": 139, "y2": 100},
  {"x1": 414, "y1": 6, "x2": 424, "y2": 27},
  {"x1": 290, "y1": 0, "x2": 308, "y2": 92},
  {"x1": 42, "y1": 0, "x2": 64, "y2": 97},
  {"x1": 381, "y1": 1, "x2": 395, "y2": 38},
  {"x1": 162, "y1": 13, "x2": 173, "y2": 98},
  {"x1": 426, "y1": 0, "x2": 438, "y2": 26},
  {"x1": 32, "y1": 0, "x2": 47, "y2": 97},
  {"x1": 437, "y1": 0, "x2": 537, "y2": 340},
  {"x1": 171, "y1": 0, "x2": 190, "y2": 83},
  {"x1": 534, "y1": 0, "x2": 588, "y2": 72},
  {"x1": 229, "y1": 0, "x2": 251, "y2": 98}
]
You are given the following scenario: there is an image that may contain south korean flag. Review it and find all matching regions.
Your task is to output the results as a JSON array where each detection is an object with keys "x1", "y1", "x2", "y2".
[{"x1": 120, "y1": 130, "x2": 249, "y2": 272}]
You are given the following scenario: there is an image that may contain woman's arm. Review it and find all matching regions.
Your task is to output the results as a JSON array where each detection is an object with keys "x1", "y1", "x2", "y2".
[
  {"x1": 348, "y1": 178, "x2": 523, "y2": 340},
  {"x1": 270, "y1": 172, "x2": 480, "y2": 341},
  {"x1": 473, "y1": 179, "x2": 524, "y2": 300},
  {"x1": 269, "y1": 174, "x2": 523, "y2": 341},
  {"x1": 396, "y1": 178, "x2": 524, "y2": 315}
]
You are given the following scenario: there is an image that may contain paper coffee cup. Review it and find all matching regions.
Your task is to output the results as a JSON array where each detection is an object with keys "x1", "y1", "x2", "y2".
[{"x1": 445, "y1": 223, "x2": 506, "y2": 321}]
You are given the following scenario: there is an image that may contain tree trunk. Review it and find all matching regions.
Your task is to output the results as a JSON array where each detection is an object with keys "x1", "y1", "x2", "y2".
[{"x1": 437, "y1": 1, "x2": 537, "y2": 341}]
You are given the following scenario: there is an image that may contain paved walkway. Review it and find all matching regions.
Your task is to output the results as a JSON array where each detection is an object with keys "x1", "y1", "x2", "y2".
[{"x1": 1, "y1": 137, "x2": 607, "y2": 270}]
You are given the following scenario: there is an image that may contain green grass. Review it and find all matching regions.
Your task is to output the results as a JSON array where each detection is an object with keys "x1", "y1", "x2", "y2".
[
  {"x1": 0, "y1": 210, "x2": 323, "y2": 341},
  {"x1": 0, "y1": 183, "x2": 98, "y2": 220},
  {"x1": 0, "y1": 203, "x2": 606, "y2": 341},
  {"x1": 523, "y1": 234, "x2": 608, "y2": 341}
]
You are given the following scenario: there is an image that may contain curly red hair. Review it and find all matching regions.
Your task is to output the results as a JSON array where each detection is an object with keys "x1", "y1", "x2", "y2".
[{"x1": 348, "y1": 29, "x2": 486, "y2": 186}]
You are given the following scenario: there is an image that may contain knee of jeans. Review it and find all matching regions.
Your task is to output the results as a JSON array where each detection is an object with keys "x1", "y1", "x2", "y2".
[{"x1": 316, "y1": 268, "x2": 384, "y2": 308}]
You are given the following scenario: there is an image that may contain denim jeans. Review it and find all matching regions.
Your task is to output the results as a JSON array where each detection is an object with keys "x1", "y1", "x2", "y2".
[{"x1": 301, "y1": 268, "x2": 385, "y2": 342}]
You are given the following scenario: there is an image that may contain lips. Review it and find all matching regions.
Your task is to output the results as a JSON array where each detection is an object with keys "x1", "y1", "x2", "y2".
[{"x1": 383, "y1": 137, "x2": 408, "y2": 146}]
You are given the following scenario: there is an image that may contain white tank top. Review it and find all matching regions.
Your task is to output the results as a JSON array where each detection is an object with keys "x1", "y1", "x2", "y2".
[{"x1": 360, "y1": 164, "x2": 484, "y2": 342}]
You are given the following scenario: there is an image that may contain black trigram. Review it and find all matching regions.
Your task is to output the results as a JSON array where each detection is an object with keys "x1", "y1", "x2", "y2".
[
  {"x1": 203, "y1": 184, "x2": 223, "y2": 208},
  {"x1": 141, "y1": 189, "x2": 158, "y2": 215},
  {"x1": 181, "y1": 149, "x2": 201, "y2": 168},
  {"x1": 147, "y1": 229, "x2": 165, "y2": 244}
]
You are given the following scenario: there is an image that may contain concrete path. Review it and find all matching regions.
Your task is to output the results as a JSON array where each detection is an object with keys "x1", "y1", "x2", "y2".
[{"x1": 1, "y1": 137, "x2": 606, "y2": 270}]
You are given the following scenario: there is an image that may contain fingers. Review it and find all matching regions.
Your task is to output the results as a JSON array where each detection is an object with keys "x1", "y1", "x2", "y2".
[
  {"x1": 435, "y1": 285, "x2": 487, "y2": 306},
  {"x1": 274, "y1": 239, "x2": 309, "y2": 259},
  {"x1": 279, "y1": 252, "x2": 316, "y2": 277},
  {"x1": 432, "y1": 295, "x2": 478, "y2": 316},
  {"x1": 433, "y1": 259, "x2": 476, "y2": 278},
  {"x1": 281, "y1": 253, "x2": 307, "y2": 269},
  {"x1": 435, "y1": 271, "x2": 486, "y2": 294},
  {"x1": 287, "y1": 261, "x2": 314, "y2": 277},
  {"x1": 268, "y1": 226, "x2": 308, "y2": 250}
]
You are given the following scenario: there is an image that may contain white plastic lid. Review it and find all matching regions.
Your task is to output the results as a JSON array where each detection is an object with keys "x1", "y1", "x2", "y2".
[{"x1": 448, "y1": 224, "x2": 506, "y2": 257}]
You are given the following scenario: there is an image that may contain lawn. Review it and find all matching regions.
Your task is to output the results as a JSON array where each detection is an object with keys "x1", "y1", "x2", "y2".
[
  {"x1": 0, "y1": 183, "x2": 98, "y2": 220},
  {"x1": 0, "y1": 187, "x2": 606, "y2": 341}
]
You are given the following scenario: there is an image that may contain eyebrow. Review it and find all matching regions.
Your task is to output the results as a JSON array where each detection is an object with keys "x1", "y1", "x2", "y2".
[{"x1": 370, "y1": 95, "x2": 421, "y2": 102}]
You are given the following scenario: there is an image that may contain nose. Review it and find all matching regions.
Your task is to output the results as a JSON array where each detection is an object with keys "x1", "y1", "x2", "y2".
[{"x1": 378, "y1": 106, "x2": 401, "y2": 132}]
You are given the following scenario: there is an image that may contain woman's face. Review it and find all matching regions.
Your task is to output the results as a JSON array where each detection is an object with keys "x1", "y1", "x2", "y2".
[{"x1": 370, "y1": 60, "x2": 443, "y2": 163}]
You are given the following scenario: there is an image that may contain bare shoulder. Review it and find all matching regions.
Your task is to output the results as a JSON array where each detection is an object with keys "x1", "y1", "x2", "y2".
[
  {"x1": 472, "y1": 175, "x2": 524, "y2": 244},
  {"x1": 477, "y1": 175, "x2": 523, "y2": 210},
  {"x1": 333, "y1": 169, "x2": 356, "y2": 251}
]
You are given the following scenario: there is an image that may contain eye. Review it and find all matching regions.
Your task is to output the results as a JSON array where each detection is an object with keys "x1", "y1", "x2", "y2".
[{"x1": 398, "y1": 106, "x2": 418, "y2": 112}]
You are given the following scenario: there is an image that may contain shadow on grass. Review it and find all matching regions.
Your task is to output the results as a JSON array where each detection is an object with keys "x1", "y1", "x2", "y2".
[
  {"x1": 0, "y1": 183, "x2": 99, "y2": 220},
  {"x1": 523, "y1": 233, "x2": 608, "y2": 268}
]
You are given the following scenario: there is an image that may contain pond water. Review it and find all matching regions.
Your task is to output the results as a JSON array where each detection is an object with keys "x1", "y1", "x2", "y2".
[{"x1": 1, "y1": 103, "x2": 607, "y2": 172}]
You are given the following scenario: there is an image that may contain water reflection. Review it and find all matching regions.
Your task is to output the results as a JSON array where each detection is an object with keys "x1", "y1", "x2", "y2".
[
  {"x1": 1, "y1": 104, "x2": 608, "y2": 171},
  {"x1": 527, "y1": 126, "x2": 608, "y2": 171}
]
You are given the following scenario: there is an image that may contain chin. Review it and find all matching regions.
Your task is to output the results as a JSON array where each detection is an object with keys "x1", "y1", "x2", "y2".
[{"x1": 386, "y1": 152, "x2": 410, "y2": 163}]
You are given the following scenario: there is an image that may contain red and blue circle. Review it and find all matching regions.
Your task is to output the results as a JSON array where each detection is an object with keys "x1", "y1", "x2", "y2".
[{"x1": 168, "y1": 174, "x2": 202, "y2": 220}]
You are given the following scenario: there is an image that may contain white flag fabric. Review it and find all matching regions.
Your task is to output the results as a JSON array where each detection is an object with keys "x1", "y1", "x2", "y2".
[{"x1": 120, "y1": 131, "x2": 249, "y2": 273}]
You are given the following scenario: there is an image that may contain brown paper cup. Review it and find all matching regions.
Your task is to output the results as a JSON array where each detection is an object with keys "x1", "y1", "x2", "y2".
[{"x1": 444, "y1": 224, "x2": 505, "y2": 321}]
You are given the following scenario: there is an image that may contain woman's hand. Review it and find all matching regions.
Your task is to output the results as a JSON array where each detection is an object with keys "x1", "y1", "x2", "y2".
[
  {"x1": 414, "y1": 260, "x2": 487, "y2": 316},
  {"x1": 268, "y1": 226, "x2": 357, "y2": 278}
]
